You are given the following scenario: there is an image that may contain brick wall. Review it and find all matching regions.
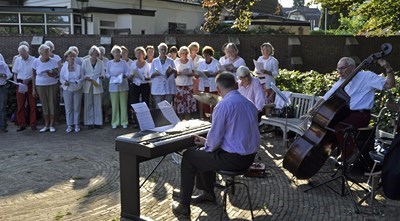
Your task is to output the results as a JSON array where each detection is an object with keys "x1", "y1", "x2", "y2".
[{"x1": 0, "y1": 34, "x2": 398, "y2": 74}]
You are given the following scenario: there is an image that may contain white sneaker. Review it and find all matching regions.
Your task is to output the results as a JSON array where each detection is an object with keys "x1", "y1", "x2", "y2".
[
  {"x1": 112, "y1": 125, "x2": 117, "y2": 129},
  {"x1": 39, "y1": 127, "x2": 49, "y2": 133},
  {"x1": 49, "y1": 127, "x2": 56, "y2": 133},
  {"x1": 122, "y1": 125, "x2": 128, "y2": 129},
  {"x1": 66, "y1": 126, "x2": 72, "y2": 133},
  {"x1": 75, "y1": 126, "x2": 80, "y2": 132}
]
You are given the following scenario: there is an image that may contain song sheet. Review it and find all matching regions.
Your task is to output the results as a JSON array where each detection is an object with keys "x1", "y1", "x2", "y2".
[
  {"x1": 131, "y1": 102, "x2": 155, "y2": 130},
  {"x1": 8, "y1": 80, "x2": 28, "y2": 94},
  {"x1": 194, "y1": 70, "x2": 208, "y2": 78},
  {"x1": 157, "y1": 100, "x2": 181, "y2": 125}
]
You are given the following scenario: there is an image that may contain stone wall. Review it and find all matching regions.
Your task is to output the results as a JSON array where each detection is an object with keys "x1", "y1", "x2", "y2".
[{"x1": 0, "y1": 34, "x2": 398, "y2": 73}]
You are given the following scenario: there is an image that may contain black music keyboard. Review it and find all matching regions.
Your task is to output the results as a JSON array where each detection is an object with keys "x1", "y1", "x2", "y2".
[{"x1": 116, "y1": 120, "x2": 211, "y2": 159}]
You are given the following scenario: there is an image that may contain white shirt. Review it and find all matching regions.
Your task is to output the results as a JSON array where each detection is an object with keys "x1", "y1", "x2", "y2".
[
  {"x1": 0, "y1": 61, "x2": 12, "y2": 85},
  {"x1": 197, "y1": 58, "x2": 222, "y2": 92},
  {"x1": 150, "y1": 57, "x2": 176, "y2": 95},
  {"x1": 0, "y1": 53, "x2": 5, "y2": 63},
  {"x1": 106, "y1": 60, "x2": 130, "y2": 92},
  {"x1": 189, "y1": 54, "x2": 204, "y2": 69},
  {"x1": 255, "y1": 56, "x2": 279, "y2": 88},
  {"x1": 81, "y1": 57, "x2": 105, "y2": 94},
  {"x1": 33, "y1": 58, "x2": 59, "y2": 86},
  {"x1": 12, "y1": 55, "x2": 36, "y2": 80},
  {"x1": 323, "y1": 70, "x2": 386, "y2": 110},
  {"x1": 130, "y1": 60, "x2": 151, "y2": 86},
  {"x1": 60, "y1": 63, "x2": 83, "y2": 91},
  {"x1": 174, "y1": 59, "x2": 194, "y2": 86}
]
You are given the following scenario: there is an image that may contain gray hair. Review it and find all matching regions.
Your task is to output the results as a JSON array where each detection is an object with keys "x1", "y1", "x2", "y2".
[
  {"x1": 68, "y1": 46, "x2": 79, "y2": 55},
  {"x1": 157, "y1": 42, "x2": 168, "y2": 51},
  {"x1": 98, "y1": 46, "x2": 106, "y2": 56},
  {"x1": 19, "y1": 41, "x2": 29, "y2": 47},
  {"x1": 38, "y1": 44, "x2": 50, "y2": 54},
  {"x1": 339, "y1": 57, "x2": 356, "y2": 67},
  {"x1": 18, "y1": 45, "x2": 29, "y2": 53},
  {"x1": 88, "y1": 45, "x2": 100, "y2": 56},
  {"x1": 111, "y1": 45, "x2": 122, "y2": 54},
  {"x1": 215, "y1": 72, "x2": 236, "y2": 90},
  {"x1": 44, "y1": 40, "x2": 55, "y2": 51}
]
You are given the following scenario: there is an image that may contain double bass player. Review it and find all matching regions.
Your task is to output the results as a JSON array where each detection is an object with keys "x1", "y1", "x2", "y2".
[{"x1": 309, "y1": 57, "x2": 395, "y2": 163}]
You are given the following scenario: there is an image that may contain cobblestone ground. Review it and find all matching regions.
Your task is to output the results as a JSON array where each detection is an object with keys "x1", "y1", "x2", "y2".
[{"x1": 0, "y1": 123, "x2": 399, "y2": 221}]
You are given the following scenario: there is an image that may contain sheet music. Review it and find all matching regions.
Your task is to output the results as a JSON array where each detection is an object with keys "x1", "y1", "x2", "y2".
[
  {"x1": 253, "y1": 59, "x2": 265, "y2": 72},
  {"x1": 223, "y1": 63, "x2": 235, "y2": 72},
  {"x1": 131, "y1": 102, "x2": 155, "y2": 130},
  {"x1": 110, "y1": 74, "x2": 123, "y2": 84},
  {"x1": 270, "y1": 82, "x2": 291, "y2": 106},
  {"x1": 8, "y1": 80, "x2": 28, "y2": 94},
  {"x1": 157, "y1": 100, "x2": 181, "y2": 125}
]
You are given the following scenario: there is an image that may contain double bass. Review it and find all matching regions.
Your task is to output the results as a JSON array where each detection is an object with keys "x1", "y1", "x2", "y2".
[{"x1": 283, "y1": 43, "x2": 393, "y2": 179}]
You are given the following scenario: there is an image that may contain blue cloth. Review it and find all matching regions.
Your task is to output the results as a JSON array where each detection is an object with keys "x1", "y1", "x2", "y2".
[{"x1": 204, "y1": 90, "x2": 260, "y2": 155}]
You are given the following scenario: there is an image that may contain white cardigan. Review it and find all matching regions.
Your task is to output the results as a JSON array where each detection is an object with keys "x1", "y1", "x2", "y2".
[{"x1": 81, "y1": 58, "x2": 105, "y2": 94}]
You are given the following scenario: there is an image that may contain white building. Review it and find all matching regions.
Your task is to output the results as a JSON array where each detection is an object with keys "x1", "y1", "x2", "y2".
[{"x1": 0, "y1": 0, "x2": 206, "y2": 35}]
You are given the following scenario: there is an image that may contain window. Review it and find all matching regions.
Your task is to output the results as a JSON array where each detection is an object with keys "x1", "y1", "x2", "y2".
[
  {"x1": 100, "y1": 28, "x2": 114, "y2": 35},
  {"x1": 47, "y1": 14, "x2": 70, "y2": 23},
  {"x1": 100, "y1": 20, "x2": 115, "y2": 27},
  {"x1": 74, "y1": 26, "x2": 82, "y2": 34},
  {"x1": 73, "y1": 14, "x2": 82, "y2": 24},
  {"x1": 0, "y1": 14, "x2": 18, "y2": 23},
  {"x1": 21, "y1": 14, "x2": 44, "y2": 23},
  {"x1": 168, "y1": 22, "x2": 186, "y2": 34},
  {"x1": 0, "y1": 25, "x2": 18, "y2": 34},
  {"x1": 22, "y1": 25, "x2": 45, "y2": 34},
  {"x1": 48, "y1": 25, "x2": 70, "y2": 34}
]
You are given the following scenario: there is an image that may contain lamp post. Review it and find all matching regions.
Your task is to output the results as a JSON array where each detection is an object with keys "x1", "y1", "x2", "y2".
[{"x1": 77, "y1": 0, "x2": 90, "y2": 34}]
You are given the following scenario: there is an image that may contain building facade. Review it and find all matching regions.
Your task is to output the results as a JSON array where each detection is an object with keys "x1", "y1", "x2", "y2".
[{"x1": 0, "y1": 0, "x2": 206, "y2": 35}]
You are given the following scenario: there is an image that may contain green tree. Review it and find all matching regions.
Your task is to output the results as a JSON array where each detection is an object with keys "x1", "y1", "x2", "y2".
[
  {"x1": 312, "y1": 0, "x2": 400, "y2": 36},
  {"x1": 202, "y1": 0, "x2": 259, "y2": 32},
  {"x1": 293, "y1": 0, "x2": 304, "y2": 7}
]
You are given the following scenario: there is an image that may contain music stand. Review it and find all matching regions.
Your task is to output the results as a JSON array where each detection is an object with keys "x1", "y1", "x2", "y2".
[
  {"x1": 270, "y1": 82, "x2": 291, "y2": 149},
  {"x1": 304, "y1": 123, "x2": 361, "y2": 214}
]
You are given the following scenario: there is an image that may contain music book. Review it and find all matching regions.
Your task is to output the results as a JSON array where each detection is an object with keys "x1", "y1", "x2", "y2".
[
  {"x1": 223, "y1": 63, "x2": 235, "y2": 72},
  {"x1": 131, "y1": 69, "x2": 144, "y2": 80},
  {"x1": 194, "y1": 70, "x2": 209, "y2": 78},
  {"x1": 253, "y1": 59, "x2": 265, "y2": 72}
]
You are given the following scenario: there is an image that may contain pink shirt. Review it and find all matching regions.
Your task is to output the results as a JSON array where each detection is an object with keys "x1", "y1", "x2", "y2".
[{"x1": 238, "y1": 77, "x2": 266, "y2": 111}]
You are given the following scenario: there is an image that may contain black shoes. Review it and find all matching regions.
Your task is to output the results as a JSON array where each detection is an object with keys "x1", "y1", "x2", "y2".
[
  {"x1": 16, "y1": 127, "x2": 26, "y2": 132},
  {"x1": 191, "y1": 192, "x2": 217, "y2": 204},
  {"x1": 172, "y1": 202, "x2": 190, "y2": 218}
]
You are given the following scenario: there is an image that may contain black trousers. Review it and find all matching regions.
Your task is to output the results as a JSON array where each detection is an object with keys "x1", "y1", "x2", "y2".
[
  {"x1": 180, "y1": 147, "x2": 256, "y2": 205},
  {"x1": 128, "y1": 83, "x2": 150, "y2": 106}
]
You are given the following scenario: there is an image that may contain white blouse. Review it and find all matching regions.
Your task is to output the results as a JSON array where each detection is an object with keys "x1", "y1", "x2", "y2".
[
  {"x1": 12, "y1": 55, "x2": 36, "y2": 80},
  {"x1": 130, "y1": 60, "x2": 151, "y2": 86},
  {"x1": 150, "y1": 57, "x2": 176, "y2": 95},
  {"x1": 255, "y1": 56, "x2": 279, "y2": 88},
  {"x1": 81, "y1": 57, "x2": 105, "y2": 94},
  {"x1": 106, "y1": 60, "x2": 130, "y2": 92},
  {"x1": 60, "y1": 63, "x2": 83, "y2": 91},
  {"x1": 174, "y1": 59, "x2": 194, "y2": 86},
  {"x1": 197, "y1": 58, "x2": 222, "y2": 92}
]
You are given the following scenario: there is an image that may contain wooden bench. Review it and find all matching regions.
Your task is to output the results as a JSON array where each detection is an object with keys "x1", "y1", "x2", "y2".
[{"x1": 261, "y1": 92, "x2": 321, "y2": 142}]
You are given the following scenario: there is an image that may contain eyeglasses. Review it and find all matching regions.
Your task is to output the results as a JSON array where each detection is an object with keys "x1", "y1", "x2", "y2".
[{"x1": 336, "y1": 65, "x2": 351, "y2": 72}]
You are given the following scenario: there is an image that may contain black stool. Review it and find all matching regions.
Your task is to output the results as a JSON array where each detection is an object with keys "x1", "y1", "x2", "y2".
[{"x1": 216, "y1": 169, "x2": 254, "y2": 220}]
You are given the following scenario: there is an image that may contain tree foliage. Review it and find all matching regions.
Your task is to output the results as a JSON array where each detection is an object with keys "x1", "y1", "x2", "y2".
[
  {"x1": 202, "y1": 0, "x2": 259, "y2": 32},
  {"x1": 293, "y1": 0, "x2": 305, "y2": 7},
  {"x1": 312, "y1": 0, "x2": 400, "y2": 36}
]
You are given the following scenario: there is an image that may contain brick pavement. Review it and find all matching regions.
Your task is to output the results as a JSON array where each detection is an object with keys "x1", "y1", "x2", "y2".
[{"x1": 0, "y1": 123, "x2": 399, "y2": 221}]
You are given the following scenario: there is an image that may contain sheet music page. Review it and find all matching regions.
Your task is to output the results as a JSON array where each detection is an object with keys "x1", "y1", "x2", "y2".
[
  {"x1": 157, "y1": 100, "x2": 181, "y2": 125},
  {"x1": 223, "y1": 63, "x2": 235, "y2": 72},
  {"x1": 131, "y1": 102, "x2": 155, "y2": 130},
  {"x1": 253, "y1": 59, "x2": 265, "y2": 73}
]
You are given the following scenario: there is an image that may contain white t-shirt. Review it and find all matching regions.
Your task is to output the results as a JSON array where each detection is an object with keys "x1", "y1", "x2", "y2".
[
  {"x1": 12, "y1": 55, "x2": 36, "y2": 80},
  {"x1": 189, "y1": 54, "x2": 203, "y2": 69},
  {"x1": 323, "y1": 70, "x2": 386, "y2": 110},
  {"x1": 33, "y1": 58, "x2": 59, "y2": 86},
  {"x1": 130, "y1": 60, "x2": 151, "y2": 86},
  {"x1": 174, "y1": 58, "x2": 194, "y2": 86},
  {"x1": 197, "y1": 58, "x2": 222, "y2": 92},
  {"x1": 150, "y1": 57, "x2": 176, "y2": 95},
  {"x1": 255, "y1": 56, "x2": 279, "y2": 88}
]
